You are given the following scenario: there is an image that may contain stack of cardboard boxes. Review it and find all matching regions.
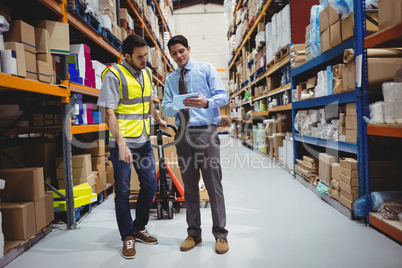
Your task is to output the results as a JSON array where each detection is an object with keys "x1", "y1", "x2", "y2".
[
  {"x1": 339, "y1": 158, "x2": 359, "y2": 210},
  {"x1": 295, "y1": 156, "x2": 319, "y2": 185},
  {"x1": 345, "y1": 103, "x2": 357, "y2": 144},
  {"x1": 56, "y1": 154, "x2": 93, "y2": 190},
  {"x1": 318, "y1": 153, "x2": 336, "y2": 186},
  {"x1": 329, "y1": 162, "x2": 341, "y2": 200},
  {"x1": 70, "y1": 44, "x2": 96, "y2": 88},
  {"x1": 290, "y1": 44, "x2": 306, "y2": 70},
  {"x1": 319, "y1": 4, "x2": 341, "y2": 54},
  {"x1": 0, "y1": 168, "x2": 54, "y2": 242},
  {"x1": 85, "y1": 139, "x2": 107, "y2": 194}
]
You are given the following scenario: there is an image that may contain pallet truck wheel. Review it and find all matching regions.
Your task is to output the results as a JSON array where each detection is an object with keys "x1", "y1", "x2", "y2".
[
  {"x1": 157, "y1": 201, "x2": 163, "y2": 220},
  {"x1": 168, "y1": 200, "x2": 174, "y2": 219}
]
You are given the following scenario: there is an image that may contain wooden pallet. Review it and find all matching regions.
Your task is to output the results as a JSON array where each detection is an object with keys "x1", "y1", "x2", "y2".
[{"x1": 274, "y1": 45, "x2": 290, "y2": 64}]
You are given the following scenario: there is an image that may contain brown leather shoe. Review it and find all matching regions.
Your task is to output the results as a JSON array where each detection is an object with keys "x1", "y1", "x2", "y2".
[
  {"x1": 135, "y1": 228, "x2": 158, "y2": 245},
  {"x1": 215, "y1": 238, "x2": 229, "y2": 254},
  {"x1": 122, "y1": 236, "x2": 136, "y2": 259},
  {"x1": 180, "y1": 236, "x2": 202, "y2": 251}
]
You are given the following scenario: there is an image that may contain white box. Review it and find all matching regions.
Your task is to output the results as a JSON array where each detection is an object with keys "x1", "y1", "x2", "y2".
[
  {"x1": 1, "y1": 49, "x2": 17, "y2": 75},
  {"x1": 0, "y1": 233, "x2": 3, "y2": 258},
  {"x1": 100, "y1": 15, "x2": 112, "y2": 31},
  {"x1": 286, "y1": 140, "x2": 294, "y2": 170}
]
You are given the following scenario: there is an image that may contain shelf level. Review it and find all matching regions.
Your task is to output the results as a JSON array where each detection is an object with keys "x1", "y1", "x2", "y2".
[
  {"x1": 365, "y1": 23, "x2": 402, "y2": 48},
  {"x1": 294, "y1": 134, "x2": 357, "y2": 154},
  {"x1": 268, "y1": 103, "x2": 292, "y2": 112},
  {"x1": 70, "y1": 83, "x2": 100, "y2": 97},
  {"x1": 268, "y1": 83, "x2": 292, "y2": 97},
  {"x1": 291, "y1": 38, "x2": 354, "y2": 77},
  {"x1": 252, "y1": 111, "x2": 269, "y2": 117},
  {"x1": 292, "y1": 91, "x2": 356, "y2": 109},
  {"x1": 229, "y1": 0, "x2": 273, "y2": 69},
  {"x1": 267, "y1": 55, "x2": 290, "y2": 76},
  {"x1": 367, "y1": 124, "x2": 402, "y2": 138},
  {"x1": 71, "y1": 124, "x2": 108, "y2": 135},
  {"x1": 369, "y1": 212, "x2": 402, "y2": 243},
  {"x1": 0, "y1": 73, "x2": 69, "y2": 99}
]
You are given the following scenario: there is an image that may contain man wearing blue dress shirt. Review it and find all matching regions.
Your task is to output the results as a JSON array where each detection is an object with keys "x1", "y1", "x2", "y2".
[{"x1": 162, "y1": 35, "x2": 229, "y2": 254}]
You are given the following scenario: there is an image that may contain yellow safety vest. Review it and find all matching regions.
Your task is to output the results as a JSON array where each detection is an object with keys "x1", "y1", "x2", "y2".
[{"x1": 101, "y1": 65, "x2": 153, "y2": 138}]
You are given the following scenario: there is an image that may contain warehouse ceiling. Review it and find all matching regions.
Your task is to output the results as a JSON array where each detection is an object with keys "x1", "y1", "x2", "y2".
[{"x1": 173, "y1": 0, "x2": 224, "y2": 10}]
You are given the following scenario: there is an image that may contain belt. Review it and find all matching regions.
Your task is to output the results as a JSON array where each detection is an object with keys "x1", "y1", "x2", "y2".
[{"x1": 188, "y1": 125, "x2": 216, "y2": 129}]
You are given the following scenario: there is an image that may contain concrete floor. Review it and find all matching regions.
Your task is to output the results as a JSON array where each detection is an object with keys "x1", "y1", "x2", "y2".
[{"x1": 5, "y1": 135, "x2": 402, "y2": 268}]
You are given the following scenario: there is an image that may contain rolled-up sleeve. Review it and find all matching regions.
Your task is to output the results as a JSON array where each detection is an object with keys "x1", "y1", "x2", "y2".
[
  {"x1": 97, "y1": 71, "x2": 120, "y2": 110},
  {"x1": 205, "y1": 63, "x2": 229, "y2": 109},
  {"x1": 162, "y1": 76, "x2": 180, "y2": 118}
]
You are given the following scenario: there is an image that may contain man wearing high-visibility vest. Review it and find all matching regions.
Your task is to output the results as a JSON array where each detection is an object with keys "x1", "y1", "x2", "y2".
[{"x1": 98, "y1": 35, "x2": 167, "y2": 259}]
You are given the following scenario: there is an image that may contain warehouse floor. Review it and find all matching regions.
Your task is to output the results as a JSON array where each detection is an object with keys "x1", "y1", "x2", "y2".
[{"x1": 5, "y1": 135, "x2": 402, "y2": 268}]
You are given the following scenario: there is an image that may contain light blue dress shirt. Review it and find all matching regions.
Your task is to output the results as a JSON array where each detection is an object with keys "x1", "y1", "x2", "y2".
[{"x1": 162, "y1": 59, "x2": 229, "y2": 126}]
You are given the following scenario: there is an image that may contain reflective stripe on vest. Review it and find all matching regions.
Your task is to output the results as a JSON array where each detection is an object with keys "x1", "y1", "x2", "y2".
[{"x1": 102, "y1": 65, "x2": 153, "y2": 138}]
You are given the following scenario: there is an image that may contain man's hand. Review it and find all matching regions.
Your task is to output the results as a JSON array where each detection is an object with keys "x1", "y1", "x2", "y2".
[
  {"x1": 156, "y1": 119, "x2": 168, "y2": 130},
  {"x1": 119, "y1": 143, "x2": 133, "y2": 163},
  {"x1": 182, "y1": 94, "x2": 208, "y2": 108}
]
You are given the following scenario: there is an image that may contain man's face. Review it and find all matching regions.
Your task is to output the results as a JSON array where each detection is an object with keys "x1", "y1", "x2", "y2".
[
  {"x1": 126, "y1": 46, "x2": 148, "y2": 70},
  {"x1": 169, "y1": 43, "x2": 190, "y2": 68}
]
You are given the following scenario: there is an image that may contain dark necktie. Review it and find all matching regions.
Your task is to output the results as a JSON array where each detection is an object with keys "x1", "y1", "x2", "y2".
[{"x1": 179, "y1": 68, "x2": 190, "y2": 126}]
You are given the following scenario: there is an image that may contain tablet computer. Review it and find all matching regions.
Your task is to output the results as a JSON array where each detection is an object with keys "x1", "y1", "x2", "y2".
[{"x1": 173, "y1": 93, "x2": 198, "y2": 109}]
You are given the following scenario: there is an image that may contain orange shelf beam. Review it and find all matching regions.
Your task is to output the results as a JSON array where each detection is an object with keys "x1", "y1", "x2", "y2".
[
  {"x1": 70, "y1": 83, "x2": 100, "y2": 97},
  {"x1": 0, "y1": 73, "x2": 69, "y2": 98},
  {"x1": 268, "y1": 103, "x2": 292, "y2": 112},
  {"x1": 367, "y1": 124, "x2": 402, "y2": 138},
  {"x1": 71, "y1": 124, "x2": 108, "y2": 135},
  {"x1": 365, "y1": 23, "x2": 402, "y2": 48},
  {"x1": 369, "y1": 214, "x2": 402, "y2": 243},
  {"x1": 153, "y1": 0, "x2": 172, "y2": 38},
  {"x1": 252, "y1": 111, "x2": 269, "y2": 117}
]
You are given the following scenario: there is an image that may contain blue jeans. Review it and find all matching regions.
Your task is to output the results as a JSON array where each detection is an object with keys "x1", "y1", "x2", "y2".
[{"x1": 109, "y1": 140, "x2": 157, "y2": 240}]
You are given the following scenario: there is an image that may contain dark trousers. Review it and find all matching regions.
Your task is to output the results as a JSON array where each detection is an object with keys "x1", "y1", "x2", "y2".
[
  {"x1": 109, "y1": 141, "x2": 157, "y2": 240},
  {"x1": 175, "y1": 126, "x2": 228, "y2": 239}
]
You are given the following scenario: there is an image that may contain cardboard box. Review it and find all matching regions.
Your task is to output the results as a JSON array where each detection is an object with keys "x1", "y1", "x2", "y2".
[
  {"x1": 330, "y1": 20, "x2": 341, "y2": 48},
  {"x1": 321, "y1": 28, "x2": 331, "y2": 53},
  {"x1": 56, "y1": 154, "x2": 92, "y2": 181},
  {"x1": 106, "y1": 164, "x2": 114, "y2": 183},
  {"x1": 339, "y1": 157, "x2": 358, "y2": 170},
  {"x1": 34, "y1": 196, "x2": 48, "y2": 231},
  {"x1": 331, "y1": 163, "x2": 340, "y2": 181},
  {"x1": 328, "y1": 4, "x2": 340, "y2": 26},
  {"x1": 340, "y1": 166, "x2": 358, "y2": 178},
  {"x1": 37, "y1": 20, "x2": 70, "y2": 54},
  {"x1": 319, "y1": 7, "x2": 330, "y2": 32},
  {"x1": 342, "y1": 13, "x2": 354, "y2": 41},
  {"x1": 339, "y1": 173, "x2": 359, "y2": 186},
  {"x1": 0, "y1": 202, "x2": 36, "y2": 240},
  {"x1": 367, "y1": 58, "x2": 402, "y2": 90},
  {"x1": 4, "y1": 42, "x2": 26, "y2": 77},
  {"x1": 91, "y1": 156, "x2": 106, "y2": 172},
  {"x1": 0, "y1": 167, "x2": 45, "y2": 202},
  {"x1": 44, "y1": 192, "x2": 54, "y2": 224},
  {"x1": 342, "y1": 61, "x2": 355, "y2": 92},
  {"x1": 339, "y1": 180, "x2": 358, "y2": 194},
  {"x1": 339, "y1": 195, "x2": 354, "y2": 210},
  {"x1": 83, "y1": 139, "x2": 105, "y2": 157},
  {"x1": 266, "y1": 76, "x2": 281, "y2": 91},
  {"x1": 35, "y1": 28, "x2": 50, "y2": 54},
  {"x1": 330, "y1": 179, "x2": 340, "y2": 189},
  {"x1": 36, "y1": 60, "x2": 52, "y2": 83},
  {"x1": 345, "y1": 115, "x2": 357, "y2": 129},
  {"x1": 346, "y1": 129, "x2": 357, "y2": 143},
  {"x1": 24, "y1": 50, "x2": 37, "y2": 80},
  {"x1": 4, "y1": 20, "x2": 36, "y2": 53},
  {"x1": 306, "y1": 76, "x2": 317, "y2": 89},
  {"x1": 340, "y1": 189, "x2": 359, "y2": 202},
  {"x1": 328, "y1": 187, "x2": 340, "y2": 200},
  {"x1": 378, "y1": 0, "x2": 402, "y2": 30},
  {"x1": 346, "y1": 103, "x2": 356, "y2": 116},
  {"x1": 319, "y1": 153, "x2": 336, "y2": 186}
]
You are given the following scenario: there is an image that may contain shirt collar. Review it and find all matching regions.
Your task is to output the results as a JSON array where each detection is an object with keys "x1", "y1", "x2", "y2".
[
  {"x1": 121, "y1": 59, "x2": 142, "y2": 76},
  {"x1": 178, "y1": 58, "x2": 194, "y2": 73}
]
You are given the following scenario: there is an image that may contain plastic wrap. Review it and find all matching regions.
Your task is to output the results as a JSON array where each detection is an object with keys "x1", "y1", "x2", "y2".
[
  {"x1": 328, "y1": 0, "x2": 353, "y2": 19},
  {"x1": 0, "y1": 15, "x2": 9, "y2": 32},
  {"x1": 343, "y1": 49, "x2": 354, "y2": 63},
  {"x1": 320, "y1": 0, "x2": 329, "y2": 9},
  {"x1": 354, "y1": 195, "x2": 369, "y2": 217},
  {"x1": 371, "y1": 191, "x2": 402, "y2": 212},
  {"x1": 379, "y1": 198, "x2": 402, "y2": 220},
  {"x1": 369, "y1": 101, "x2": 385, "y2": 124},
  {"x1": 382, "y1": 82, "x2": 402, "y2": 103},
  {"x1": 310, "y1": 5, "x2": 324, "y2": 57},
  {"x1": 365, "y1": 0, "x2": 378, "y2": 9}
]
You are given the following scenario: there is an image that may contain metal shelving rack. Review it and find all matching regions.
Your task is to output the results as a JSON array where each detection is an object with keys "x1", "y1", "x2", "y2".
[
  {"x1": 356, "y1": 0, "x2": 402, "y2": 242},
  {"x1": 0, "y1": 0, "x2": 172, "y2": 234},
  {"x1": 290, "y1": 1, "x2": 366, "y2": 218}
]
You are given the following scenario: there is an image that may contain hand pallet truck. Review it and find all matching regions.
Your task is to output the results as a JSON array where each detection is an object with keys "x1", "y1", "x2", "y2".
[{"x1": 151, "y1": 124, "x2": 185, "y2": 219}]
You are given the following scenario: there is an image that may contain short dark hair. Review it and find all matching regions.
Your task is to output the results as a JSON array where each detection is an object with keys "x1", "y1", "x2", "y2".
[
  {"x1": 122, "y1": 35, "x2": 147, "y2": 55},
  {"x1": 167, "y1": 35, "x2": 188, "y2": 52}
]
